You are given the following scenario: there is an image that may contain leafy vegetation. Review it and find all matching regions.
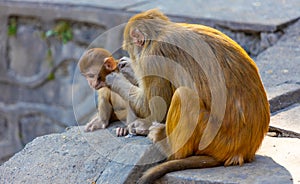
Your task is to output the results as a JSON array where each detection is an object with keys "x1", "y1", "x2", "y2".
[
  {"x1": 42, "y1": 21, "x2": 74, "y2": 80},
  {"x1": 7, "y1": 17, "x2": 17, "y2": 36},
  {"x1": 46, "y1": 21, "x2": 73, "y2": 44}
]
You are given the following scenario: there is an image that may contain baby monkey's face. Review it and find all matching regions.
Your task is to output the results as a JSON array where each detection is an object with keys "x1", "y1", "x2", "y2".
[
  {"x1": 83, "y1": 60, "x2": 117, "y2": 90},
  {"x1": 82, "y1": 66, "x2": 107, "y2": 90},
  {"x1": 78, "y1": 48, "x2": 118, "y2": 90}
]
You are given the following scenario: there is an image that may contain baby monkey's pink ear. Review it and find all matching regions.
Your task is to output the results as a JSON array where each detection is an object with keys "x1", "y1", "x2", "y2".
[{"x1": 104, "y1": 57, "x2": 117, "y2": 71}]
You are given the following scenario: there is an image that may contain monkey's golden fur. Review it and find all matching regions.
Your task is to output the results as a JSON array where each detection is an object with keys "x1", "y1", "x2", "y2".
[{"x1": 119, "y1": 9, "x2": 270, "y2": 183}]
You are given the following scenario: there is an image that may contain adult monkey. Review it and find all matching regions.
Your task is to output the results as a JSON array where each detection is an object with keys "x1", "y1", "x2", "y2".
[{"x1": 106, "y1": 9, "x2": 270, "y2": 183}]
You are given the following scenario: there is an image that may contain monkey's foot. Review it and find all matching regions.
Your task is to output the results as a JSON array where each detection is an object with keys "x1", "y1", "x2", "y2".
[
  {"x1": 148, "y1": 122, "x2": 166, "y2": 143},
  {"x1": 116, "y1": 127, "x2": 128, "y2": 137},
  {"x1": 84, "y1": 117, "x2": 109, "y2": 132},
  {"x1": 128, "y1": 119, "x2": 150, "y2": 136}
]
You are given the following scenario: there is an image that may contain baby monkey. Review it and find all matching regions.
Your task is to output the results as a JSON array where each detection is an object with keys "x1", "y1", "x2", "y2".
[{"x1": 78, "y1": 48, "x2": 136, "y2": 136}]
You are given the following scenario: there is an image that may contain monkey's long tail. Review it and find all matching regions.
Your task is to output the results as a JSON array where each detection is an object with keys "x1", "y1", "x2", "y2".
[{"x1": 137, "y1": 155, "x2": 221, "y2": 184}]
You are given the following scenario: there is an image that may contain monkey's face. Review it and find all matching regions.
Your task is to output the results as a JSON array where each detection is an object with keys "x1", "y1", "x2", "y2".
[
  {"x1": 78, "y1": 48, "x2": 117, "y2": 90},
  {"x1": 82, "y1": 66, "x2": 107, "y2": 90}
]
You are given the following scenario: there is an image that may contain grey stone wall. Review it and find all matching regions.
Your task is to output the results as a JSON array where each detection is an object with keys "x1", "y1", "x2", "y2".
[{"x1": 0, "y1": 2, "x2": 131, "y2": 163}]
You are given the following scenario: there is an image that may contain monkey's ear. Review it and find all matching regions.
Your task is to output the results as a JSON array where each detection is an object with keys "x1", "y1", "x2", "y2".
[
  {"x1": 104, "y1": 57, "x2": 117, "y2": 71},
  {"x1": 131, "y1": 28, "x2": 144, "y2": 47}
]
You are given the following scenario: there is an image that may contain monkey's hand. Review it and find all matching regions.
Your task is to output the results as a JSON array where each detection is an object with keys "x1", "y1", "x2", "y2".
[
  {"x1": 84, "y1": 116, "x2": 109, "y2": 132},
  {"x1": 128, "y1": 119, "x2": 150, "y2": 136},
  {"x1": 106, "y1": 72, "x2": 137, "y2": 101},
  {"x1": 118, "y1": 57, "x2": 131, "y2": 69},
  {"x1": 118, "y1": 57, "x2": 138, "y2": 86},
  {"x1": 105, "y1": 72, "x2": 117, "y2": 87},
  {"x1": 148, "y1": 122, "x2": 166, "y2": 143},
  {"x1": 115, "y1": 127, "x2": 128, "y2": 137},
  {"x1": 106, "y1": 72, "x2": 128, "y2": 88}
]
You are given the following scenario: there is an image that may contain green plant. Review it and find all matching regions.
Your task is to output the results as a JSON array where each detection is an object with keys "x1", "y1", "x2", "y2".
[
  {"x1": 46, "y1": 48, "x2": 55, "y2": 80},
  {"x1": 46, "y1": 21, "x2": 73, "y2": 44},
  {"x1": 7, "y1": 17, "x2": 17, "y2": 36},
  {"x1": 41, "y1": 21, "x2": 74, "y2": 80}
]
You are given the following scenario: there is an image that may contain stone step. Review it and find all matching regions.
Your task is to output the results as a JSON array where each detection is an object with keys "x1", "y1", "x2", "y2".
[
  {"x1": 4, "y1": 0, "x2": 148, "y2": 10},
  {"x1": 127, "y1": 0, "x2": 300, "y2": 32},
  {"x1": 270, "y1": 103, "x2": 300, "y2": 135},
  {"x1": 268, "y1": 84, "x2": 300, "y2": 113},
  {"x1": 0, "y1": 123, "x2": 165, "y2": 184},
  {"x1": 256, "y1": 19, "x2": 300, "y2": 115},
  {"x1": 256, "y1": 20, "x2": 300, "y2": 93},
  {"x1": 1, "y1": 113, "x2": 299, "y2": 184},
  {"x1": 156, "y1": 155, "x2": 293, "y2": 184},
  {"x1": 257, "y1": 136, "x2": 300, "y2": 184},
  {"x1": 5, "y1": 0, "x2": 300, "y2": 32},
  {"x1": 157, "y1": 135, "x2": 300, "y2": 184}
]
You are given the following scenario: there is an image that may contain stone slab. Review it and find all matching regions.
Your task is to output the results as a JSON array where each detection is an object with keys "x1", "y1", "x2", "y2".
[
  {"x1": 127, "y1": 0, "x2": 300, "y2": 32},
  {"x1": 267, "y1": 84, "x2": 300, "y2": 113},
  {"x1": 157, "y1": 103, "x2": 300, "y2": 184},
  {"x1": 1, "y1": 123, "x2": 296, "y2": 184},
  {"x1": 270, "y1": 103, "x2": 300, "y2": 134},
  {"x1": 3, "y1": 0, "x2": 148, "y2": 10},
  {"x1": 256, "y1": 20, "x2": 300, "y2": 90},
  {"x1": 266, "y1": 83, "x2": 300, "y2": 101},
  {"x1": 0, "y1": 123, "x2": 165, "y2": 184},
  {"x1": 4, "y1": 0, "x2": 300, "y2": 32},
  {"x1": 255, "y1": 20, "x2": 300, "y2": 112},
  {"x1": 158, "y1": 135, "x2": 299, "y2": 184},
  {"x1": 156, "y1": 155, "x2": 292, "y2": 184},
  {"x1": 257, "y1": 136, "x2": 300, "y2": 184}
]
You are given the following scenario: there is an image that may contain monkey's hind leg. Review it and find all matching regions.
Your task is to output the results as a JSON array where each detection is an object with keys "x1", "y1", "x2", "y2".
[{"x1": 165, "y1": 87, "x2": 204, "y2": 160}]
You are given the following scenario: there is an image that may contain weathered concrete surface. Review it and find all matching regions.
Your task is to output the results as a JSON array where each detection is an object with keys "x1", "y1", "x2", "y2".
[
  {"x1": 257, "y1": 136, "x2": 300, "y2": 184},
  {"x1": 127, "y1": 0, "x2": 300, "y2": 32},
  {"x1": 6, "y1": 0, "x2": 148, "y2": 10},
  {"x1": 0, "y1": 123, "x2": 165, "y2": 184},
  {"x1": 157, "y1": 135, "x2": 300, "y2": 184},
  {"x1": 271, "y1": 104, "x2": 300, "y2": 134},
  {"x1": 268, "y1": 84, "x2": 300, "y2": 113},
  {"x1": 266, "y1": 83, "x2": 300, "y2": 101},
  {"x1": 256, "y1": 20, "x2": 300, "y2": 91},
  {"x1": 0, "y1": 124, "x2": 297, "y2": 184},
  {"x1": 5, "y1": 0, "x2": 300, "y2": 32},
  {"x1": 256, "y1": 19, "x2": 300, "y2": 112},
  {"x1": 156, "y1": 156, "x2": 292, "y2": 184}
]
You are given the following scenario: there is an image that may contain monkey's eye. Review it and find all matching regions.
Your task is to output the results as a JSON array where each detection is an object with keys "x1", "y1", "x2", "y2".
[{"x1": 87, "y1": 74, "x2": 95, "y2": 78}]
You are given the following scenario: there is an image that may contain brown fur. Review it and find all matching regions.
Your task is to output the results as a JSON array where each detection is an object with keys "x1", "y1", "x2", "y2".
[
  {"x1": 78, "y1": 48, "x2": 128, "y2": 133},
  {"x1": 108, "y1": 9, "x2": 270, "y2": 183}
]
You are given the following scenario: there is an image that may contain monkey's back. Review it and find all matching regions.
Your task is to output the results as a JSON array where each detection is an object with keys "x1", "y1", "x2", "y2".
[{"x1": 160, "y1": 23, "x2": 270, "y2": 165}]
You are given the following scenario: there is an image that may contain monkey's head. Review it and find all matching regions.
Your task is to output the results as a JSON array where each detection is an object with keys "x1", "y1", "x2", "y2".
[
  {"x1": 79, "y1": 48, "x2": 118, "y2": 90},
  {"x1": 123, "y1": 9, "x2": 170, "y2": 61}
]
